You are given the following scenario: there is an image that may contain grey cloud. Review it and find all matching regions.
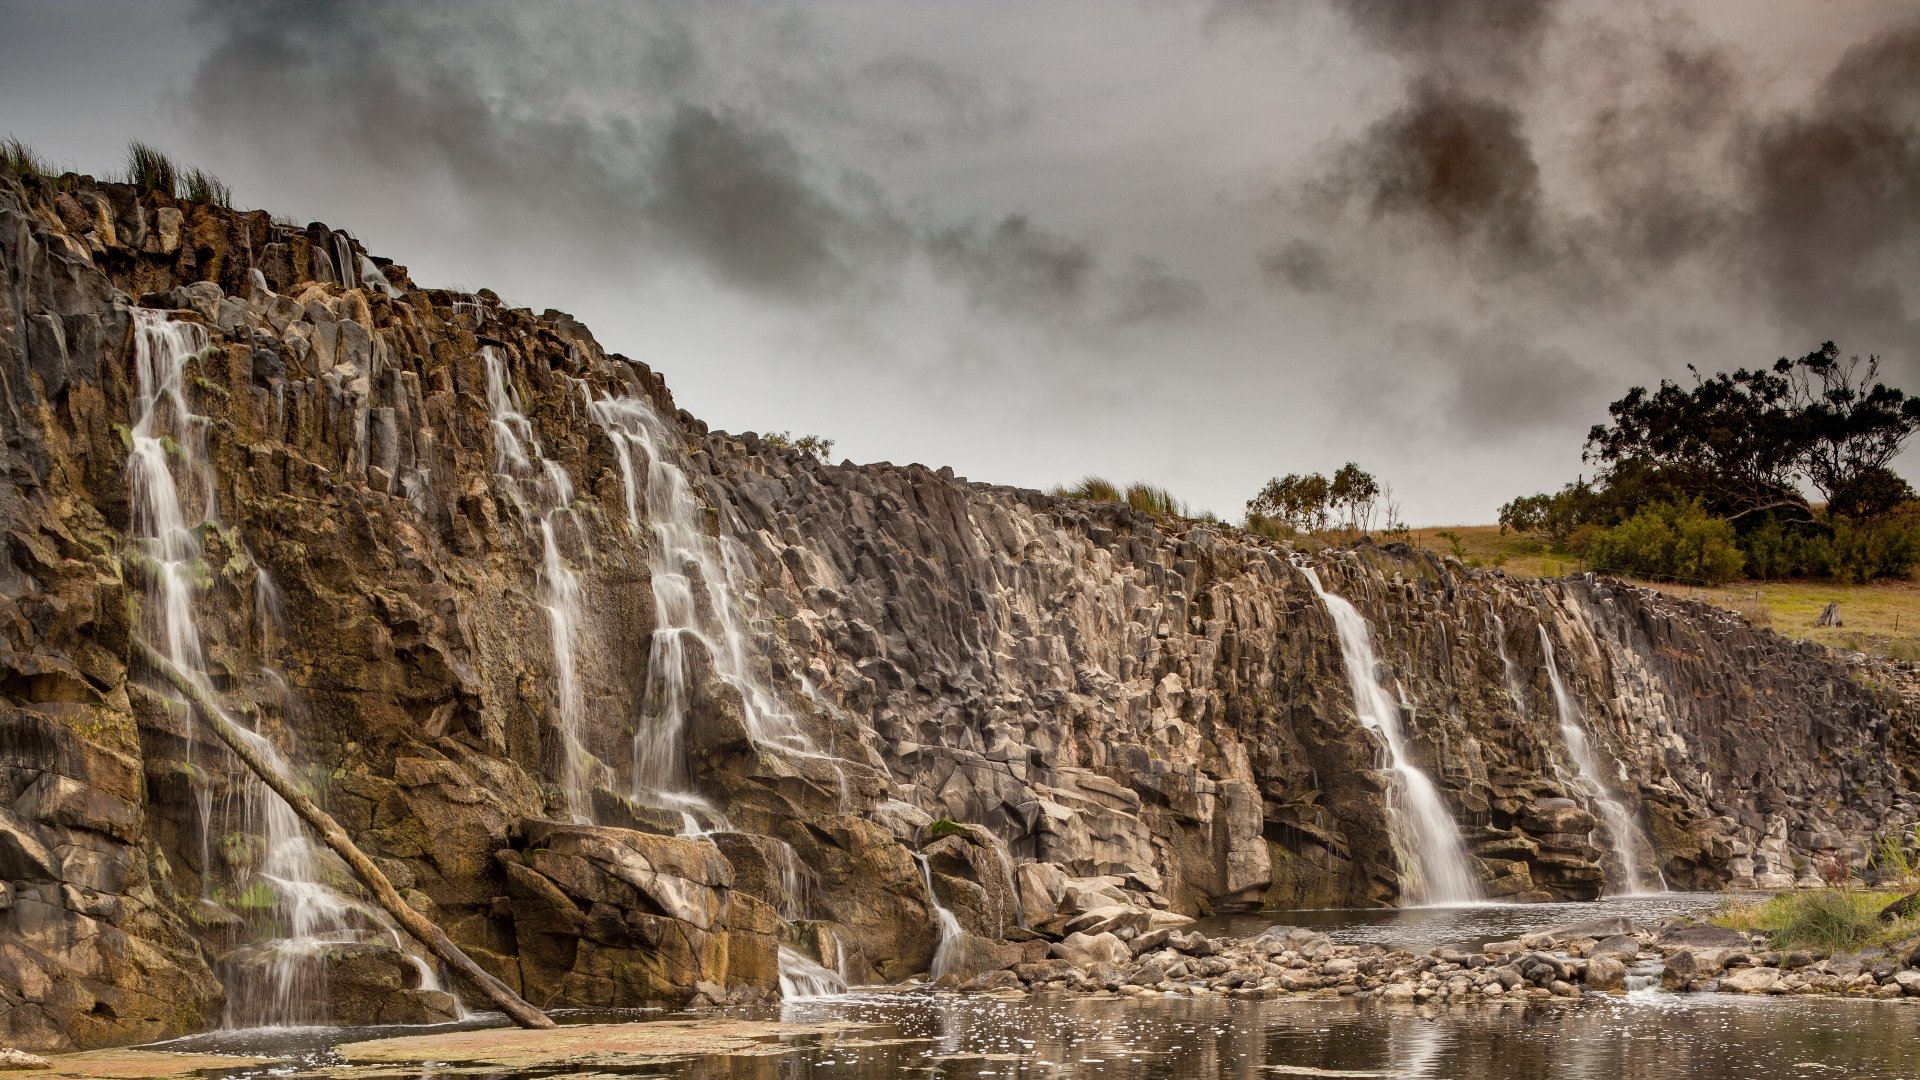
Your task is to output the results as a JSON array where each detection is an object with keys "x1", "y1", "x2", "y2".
[
  {"x1": 1410, "y1": 322, "x2": 1605, "y2": 435},
  {"x1": 1328, "y1": 0, "x2": 1565, "y2": 94},
  {"x1": 1735, "y1": 23, "x2": 1920, "y2": 375},
  {"x1": 185, "y1": 2, "x2": 904, "y2": 302},
  {"x1": 1326, "y1": 79, "x2": 1545, "y2": 269},
  {"x1": 1259, "y1": 239, "x2": 1337, "y2": 294},
  {"x1": 928, "y1": 214, "x2": 1094, "y2": 316},
  {"x1": 1114, "y1": 258, "x2": 1207, "y2": 323}
]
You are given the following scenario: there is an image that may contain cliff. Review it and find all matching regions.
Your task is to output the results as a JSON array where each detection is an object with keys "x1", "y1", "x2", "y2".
[{"x1": 1, "y1": 171, "x2": 1915, "y2": 1050}]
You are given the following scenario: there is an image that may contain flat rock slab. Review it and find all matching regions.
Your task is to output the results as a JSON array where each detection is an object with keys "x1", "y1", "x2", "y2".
[
  {"x1": 336, "y1": 1018, "x2": 880, "y2": 1069},
  {"x1": 38, "y1": 1050, "x2": 274, "y2": 1078}
]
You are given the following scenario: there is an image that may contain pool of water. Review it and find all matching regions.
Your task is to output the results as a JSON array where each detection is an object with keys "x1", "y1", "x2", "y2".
[{"x1": 144, "y1": 897, "x2": 1920, "y2": 1079}]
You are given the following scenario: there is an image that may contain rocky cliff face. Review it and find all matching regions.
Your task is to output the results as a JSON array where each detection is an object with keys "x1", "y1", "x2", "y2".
[{"x1": 1, "y1": 172, "x2": 1915, "y2": 1050}]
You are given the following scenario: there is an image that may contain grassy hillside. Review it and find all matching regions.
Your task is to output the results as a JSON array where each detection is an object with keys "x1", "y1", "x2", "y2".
[{"x1": 1406, "y1": 525, "x2": 1920, "y2": 661}]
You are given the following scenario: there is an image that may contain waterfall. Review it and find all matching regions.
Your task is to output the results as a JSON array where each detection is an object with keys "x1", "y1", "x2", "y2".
[
  {"x1": 482, "y1": 347, "x2": 597, "y2": 823},
  {"x1": 777, "y1": 947, "x2": 848, "y2": 1000},
  {"x1": 1299, "y1": 564, "x2": 1481, "y2": 906},
  {"x1": 584, "y1": 391, "x2": 817, "y2": 821},
  {"x1": 914, "y1": 852, "x2": 967, "y2": 980},
  {"x1": 1491, "y1": 612, "x2": 1528, "y2": 720},
  {"x1": 1538, "y1": 627, "x2": 1663, "y2": 895},
  {"x1": 128, "y1": 310, "x2": 437, "y2": 1027}
]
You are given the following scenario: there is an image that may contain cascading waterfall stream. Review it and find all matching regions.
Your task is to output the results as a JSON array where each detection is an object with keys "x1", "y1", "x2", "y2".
[
  {"x1": 1299, "y1": 564, "x2": 1482, "y2": 906},
  {"x1": 914, "y1": 852, "x2": 968, "y2": 980},
  {"x1": 128, "y1": 310, "x2": 441, "y2": 1027},
  {"x1": 483, "y1": 347, "x2": 598, "y2": 823},
  {"x1": 1539, "y1": 627, "x2": 1664, "y2": 895},
  {"x1": 1491, "y1": 612, "x2": 1529, "y2": 721},
  {"x1": 584, "y1": 390, "x2": 824, "y2": 828},
  {"x1": 777, "y1": 947, "x2": 849, "y2": 1000}
]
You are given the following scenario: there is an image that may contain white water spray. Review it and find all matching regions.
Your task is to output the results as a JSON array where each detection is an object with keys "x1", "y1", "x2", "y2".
[
  {"x1": 777, "y1": 946, "x2": 848, "y2": 1000},
  {"x1": 128, "y1": 310, "x2": 440, "y2": 1026},
  {"x1": 1538, "y1": 627, "x2": 1663, "y2": 895},
  {"x1": 1300, "y1": 564, "x2": 1481, "y2": 906},
  {"x1": 584, "y1": 391, "x2": 817, "y2": 819},
  {"x1": 483, "y1": 347, "x2": 597, "y2": 823},
  {"x1": 915, "y1": 852, "x2": 967, "y2": 980}
]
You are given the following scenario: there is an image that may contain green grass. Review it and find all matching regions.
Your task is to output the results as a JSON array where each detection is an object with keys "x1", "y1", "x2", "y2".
[
  {"x1": 125, "y1": 140, "x2": 178, "y2": 195},
  {"x1": 1712, "y1": 889, "x2": 1917, "y2": 955},
  {"x1": 1053, "y1": 476, "x2": 1191, "y2": 519}
]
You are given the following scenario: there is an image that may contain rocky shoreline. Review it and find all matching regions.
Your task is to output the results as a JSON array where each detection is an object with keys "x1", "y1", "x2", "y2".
[{"x1": 942, "y1": 911, "x2": 1920, "y2": 1004}]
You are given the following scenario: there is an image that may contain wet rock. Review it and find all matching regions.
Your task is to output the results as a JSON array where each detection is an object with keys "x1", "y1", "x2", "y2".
[
  {"x1": 1657, "y1": 924, "x2": 1749, "y2": 950},
  {"x1": 1583, "y1": 956, "x2": 1627, "y2": 992}
]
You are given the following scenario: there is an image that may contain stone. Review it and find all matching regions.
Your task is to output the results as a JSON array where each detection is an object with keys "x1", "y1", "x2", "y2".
[
  {"x1": 1584, "y1": 956, "x2": 1627, "y2": 992},
  {"x1": 1720, "y1": 966, "x2": 1781, "y2": 994},
  {"x1": 0, "y1": 1048, "x2": 48, "y2": 1071},
  {"x1": 1049, "y1": 931, "x2": 1131, "y2": 968}
]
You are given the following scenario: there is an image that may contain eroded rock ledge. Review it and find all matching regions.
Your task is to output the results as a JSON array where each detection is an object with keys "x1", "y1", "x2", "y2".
[{"x1": 2, "y1": 169, "x2": 1918, "y2": 1050}]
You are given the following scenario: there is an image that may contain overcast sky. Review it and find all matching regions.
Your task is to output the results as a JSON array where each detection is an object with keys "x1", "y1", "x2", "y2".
[{"x1": 4, "y1": 0, "x2": 1915, "y2": 524}]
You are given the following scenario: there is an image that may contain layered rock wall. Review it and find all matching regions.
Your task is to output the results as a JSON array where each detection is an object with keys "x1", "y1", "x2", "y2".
[{"x1": 1, "y1": 172, "x2": 1915, "y2": 1050}]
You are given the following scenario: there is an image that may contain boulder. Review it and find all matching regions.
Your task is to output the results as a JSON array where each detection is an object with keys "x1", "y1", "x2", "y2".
[
  {"x1": 1719, "y1": 966, "x2": 1781, "y2": 994},
  {"x1": 1583, "y1": 956, "x2": 1627, "y2": 992},
  {"x1": 1049, "y1": 931, "x2": 1131, "y2": 968}
]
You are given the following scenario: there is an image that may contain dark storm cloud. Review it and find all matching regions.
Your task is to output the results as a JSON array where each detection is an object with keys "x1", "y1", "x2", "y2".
[
  {"x1": 1735, "y1": 24, "x2": 1920, "y2": 372},
  {"x1": 928, "y1": 214, "x2": 1094, "y2": 316},
  {"x1": 1285, "y1": 0, "x2": 1919, "y2": 443},
  {"x1": 1325, "y1": 79, "x2": 1545, "y2": 268},
  {"x1": 1327, "y1": 0, "x2": 1565, "y2": 93},
  {"x1": 184, "y1": 2, "x2": 903, "y2": 301}
]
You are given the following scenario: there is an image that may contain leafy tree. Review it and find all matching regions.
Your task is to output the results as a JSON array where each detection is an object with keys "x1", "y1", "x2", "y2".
[
  {"x1": 1247, "y1": 472, "x2": 1331, "y2": 532},
  {"x1": 1329, "y1": 463, "x2": 1382, "y2": 534},
  {"x1": 1247, "y1": 463, "x2": 1386, "y2": 536},
  {"x1": 764, "y1": 431, "x2": 834, "y2": 462}
]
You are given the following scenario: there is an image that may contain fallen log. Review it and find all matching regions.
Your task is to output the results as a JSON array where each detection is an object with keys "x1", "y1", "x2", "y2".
[{"x1": 135, "y1": 640, "x2": 555, "y2": 1030}]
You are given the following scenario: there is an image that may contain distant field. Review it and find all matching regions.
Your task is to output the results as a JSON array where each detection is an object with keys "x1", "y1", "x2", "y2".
[{"x1": 1405, "y1": 524, "x2": 1920, "y2": 661}]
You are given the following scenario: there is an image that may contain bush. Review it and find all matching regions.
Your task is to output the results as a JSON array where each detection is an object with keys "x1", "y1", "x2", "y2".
[
  {"x1": 1056, "y1": 476, "x2": 1122, "y2": 503},
  {"x1": 1585, "y1": 501, "x2": 1744, "y2": 584},
  {"x1": 181, "y1": 166, "x2": 233, "y2": 208},
  {"x1": 1714, "y1": 889, "x2": 1899, "y2": 955},
  {"x1": 1741, "y1": 506, "x2": 1920, "y2": 582}
]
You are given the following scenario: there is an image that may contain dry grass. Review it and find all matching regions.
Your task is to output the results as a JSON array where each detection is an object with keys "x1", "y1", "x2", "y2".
[{"x1": 1407, "y1": 524, "x2": 1920, "y2": 660}]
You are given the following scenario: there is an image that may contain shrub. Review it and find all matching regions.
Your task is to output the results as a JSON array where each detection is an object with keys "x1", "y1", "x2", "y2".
[
  {"x1": 1713, "y1": 889, "x2": 1897, "y2": 954},
  {"x1": 1585, "y1": 501, "x2": 1744, "y2": 584},
  {"x1": 762, "y1": 431, "x2": 834, "y2": 462},
  {"x1": 1243, "y1": 514, "x2": 1294, "y2": 542}
]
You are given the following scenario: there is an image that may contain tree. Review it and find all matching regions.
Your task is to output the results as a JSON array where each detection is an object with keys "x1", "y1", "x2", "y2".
[
  {"x1": 1246, "y1": 464, "x2": 1387, "y2": 535},
  {"x1": 1328, "y1": 463, "x2": 1381, "y2": 533},
  {"x1": 1247, "y1": 472, "x2": 1331, "y2": 533},
  {"x1": 1780, "y1": 343, "x2": 1920, "y2": 506}
]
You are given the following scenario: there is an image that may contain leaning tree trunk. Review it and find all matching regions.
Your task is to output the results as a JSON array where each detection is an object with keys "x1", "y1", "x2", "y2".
[{"x1": 136, "y1": 641, "x2": 556, "y2": 1030}]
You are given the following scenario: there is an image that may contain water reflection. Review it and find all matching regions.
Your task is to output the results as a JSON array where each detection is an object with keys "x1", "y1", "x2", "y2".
[{"x1": 152, "y1": 895, "x2": 1920, "y2": 1079}]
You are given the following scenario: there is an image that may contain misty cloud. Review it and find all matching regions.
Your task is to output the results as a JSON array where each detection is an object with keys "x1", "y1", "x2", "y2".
[
  {"x1": 928, "y1": 214, "x2": 1094, "y2": 316},
  {"x1": 1328, "y1": 0, "x2": 1564, "y2": 94}
]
